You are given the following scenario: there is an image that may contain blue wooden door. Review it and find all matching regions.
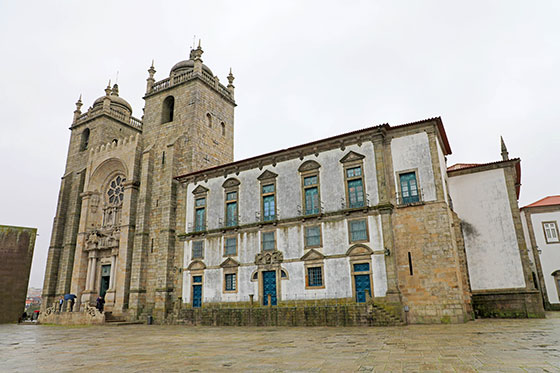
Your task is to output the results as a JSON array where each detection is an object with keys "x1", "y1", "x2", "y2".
[
  {"x1": 354, "y1": 274, "x2": 371, "y2": 303},
  {"x1": 192, "y1": 285, "x2": 202, "y2": 308},
  {"x1": 262, "y1": 271, "x2": 277, "y2": 306}
]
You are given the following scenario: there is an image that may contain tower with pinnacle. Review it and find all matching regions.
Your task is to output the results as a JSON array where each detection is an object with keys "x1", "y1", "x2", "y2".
[{"x1": 41, "y1": 44, "x2": 236, "y2": 320}]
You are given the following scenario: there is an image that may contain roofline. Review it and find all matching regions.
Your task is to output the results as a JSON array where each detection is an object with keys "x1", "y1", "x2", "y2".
[
  {"x1": 448, "y1": 158, "x2": 521, "y2": 199},
  {"x1": 176, "y1": 116, "x2": 450, "y2": 182},
  {"x1": 521, "y1": 195, "x2": 560, "y2": 209}
]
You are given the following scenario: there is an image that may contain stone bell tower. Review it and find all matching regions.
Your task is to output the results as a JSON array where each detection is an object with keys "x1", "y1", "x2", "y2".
[
  {"x1": 42, "y1": 82, "x2": 143, "y2": 313},
  {"x1": 128, "y1": 43, "x2": 236, "y2": 319}
]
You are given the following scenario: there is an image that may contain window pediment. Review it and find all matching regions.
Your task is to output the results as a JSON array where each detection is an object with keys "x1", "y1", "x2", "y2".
[
  {"x1": 346, "y1": 244, "x2": 373, "y2": 257},
  {"x1": 298, "y1": 160, "x2": 321, "y2": 172},
  {"x1": 340, "y1": 151, "x2": 365, "y2": 164},
  {"x1": 192, "y1": 185, "x2": 209, "y2": 195},
  {"x1": 220, "y1": 257, "x2": 240, "y2": 268},
  {"x1": 301, "y1": 248, "x2": 324, "y2": 261},
  {"x1": 222, "y1": 178, "x2": 240, "y2": 189},
  {"x1": 257, "y1": 170, "x2": 278, "y2": 181},
  {"x1": 187, "y1": 260, "x2": 206, "y2": 270}
]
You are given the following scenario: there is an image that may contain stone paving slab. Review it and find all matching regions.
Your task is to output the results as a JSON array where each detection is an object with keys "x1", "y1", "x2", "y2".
[{"x1": 1, "y1": 313, "x2": 559, "y2": 372}]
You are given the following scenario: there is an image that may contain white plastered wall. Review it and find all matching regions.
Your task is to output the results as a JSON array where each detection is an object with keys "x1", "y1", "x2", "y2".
[
  {"x1": 448, "y1": 168, "x2": 525, "y2": 290},
  {"x1": 391, "y1": 132, "x2": 437, "y2": 202}
]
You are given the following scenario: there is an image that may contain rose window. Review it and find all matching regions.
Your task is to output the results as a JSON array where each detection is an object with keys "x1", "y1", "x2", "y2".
[{"x1": 107, "y1": 175, "x2": 126, "y2": 205}]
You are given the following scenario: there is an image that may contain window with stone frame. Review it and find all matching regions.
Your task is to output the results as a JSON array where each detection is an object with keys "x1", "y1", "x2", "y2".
[
  {"x1": 348, "y1": 219, "x2": 369, "y2": 243},
  {"x1": 192, "y1": 185, "x2": 209, "y2": 232},
  {"x1": 262, "y1": 231, "x2": 276, "y2": 251},
  {"x1": 225, "y1": 273, "x2": 237, "y2": 292},
  {"x1": 225, "y1": 191, "x2": 238, "y2": 227},
  {"x1": 162, "y1": 96, "x2": 174, "y2": 123},
  {"x1": 80, "y1": 128, "x2": 90, "y2": 151},
  {"x1": 398, "y1": 171, "x2": 420, "y2": 204},
  {"x1": 543, "y1": 221, "x2": 560, "y2": 243},
  {"x1": 306, "y1": 266, "x2": 324, "y2": 288},
  {"x1": 107, "y1": 175, "x2": 126, "y2": 205},
  {"x1": 340, "y1": 151, "x2": 366, "y2": 209},
  {"x1": 298, "y1": 160, "x2": 322, "y2": 216},
  {"x1": 304, "y1": 225, "x2": 322, "y2": 248},
  {"x1": 194, "y1": 197, "x2": 206, "y2": 231},
  {"x1": 258, "y1": 170, "x2": 278, "y2": 222},
  {"x1": 224, "y1": 236, "x2": 237, "y2": 256},
  {"x1": 192, "y1": 241, "x2": 204, "y2": 259}
]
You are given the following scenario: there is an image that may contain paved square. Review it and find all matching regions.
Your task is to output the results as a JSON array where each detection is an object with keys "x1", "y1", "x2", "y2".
[{"x1": 1, "y1": 314, "x2": 559, "y2": 372}]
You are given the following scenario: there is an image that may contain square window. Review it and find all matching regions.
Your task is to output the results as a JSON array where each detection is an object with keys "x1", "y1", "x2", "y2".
[
  {"x1": 225, "y1": 273, "x2": 236, "y2": 291},
  {"x1": 262, "y1": 232, "x2": 275, "y2": 251},
  {"x1": 192, "y1": 241, "x2": 204, "y2": 259},
  {"x1": 195, "y1": 197, "x2": 206, "y2": 207},
  {"x1": 226, "y1": 191, "x2": 237, "y2": 201},
  {"x1": 225, "y1": 237, "x2": 237, "y2": 255},
  {"x1": 307, "y1": 267, "x2": 323, "y2": 287},
  {"x1": 349, "y1": 220, "x2": 368, "y2": 242},
  {"x1": 543, "y1": 222, "x2": 559, "y2": 243},
  {"x1": 305, "y1": 226, "x2": 321, "y2": 247},
  {"x1": 193, "y1": 276, "x2": 202, "y2": 283}
]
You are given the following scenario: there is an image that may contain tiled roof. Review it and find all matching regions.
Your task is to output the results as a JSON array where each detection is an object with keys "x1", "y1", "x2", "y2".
[
  {"x1": 447, "y1": 163, "x2": 480, "y2": 171},
  {"x1": 522, "y1": 195, "x2": 560, "y2": 209}
]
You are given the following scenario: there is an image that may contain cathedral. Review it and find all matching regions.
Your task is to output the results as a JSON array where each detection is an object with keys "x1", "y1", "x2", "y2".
[{"x1": 41, "y1": 46, "x2": 544, "y2": 324}]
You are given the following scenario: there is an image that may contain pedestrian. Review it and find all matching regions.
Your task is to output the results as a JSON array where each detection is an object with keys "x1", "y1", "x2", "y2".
[
  {"x1": 59, "y1": 296, "x2": 64, "y2": 312},
  {"x1": 96, "y1": 296, "x2": 103, "y2": 312}
]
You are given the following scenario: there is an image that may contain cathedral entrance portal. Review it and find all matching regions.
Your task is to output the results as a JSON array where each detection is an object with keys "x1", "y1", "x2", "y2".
[{"x1": 100, "y1": 264, "x2": 111, "y2": 298}]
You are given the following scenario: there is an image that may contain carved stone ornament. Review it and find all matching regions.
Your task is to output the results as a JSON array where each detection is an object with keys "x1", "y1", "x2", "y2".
[
  {"x1": 222, "y1": 178, "x2": 240, "y2": 189},
  {"x1": 340, "y1": 150, "x2": 365, "y2": 164},
  {"x1": 255, "y1": 250, "x2": 283, "y2": 265},
  {"x1": 192, "y1": 185, "x2": 209, "y2": 195},
  {"x1": 86, "y1": 231, "x2": 100, "y2": 250},
  {"x1": 220, "y1": 257, "x2": 240, "y2": 268},
  {"x1": 301, "y1": 248, "x2": 325, "y2": 261},
  {"x1": 257, "y1": 169, "x2": 278, "y2": 181},
  {"x1": 298, "y1": 160, "x2": 321, "y2": 172},
  {"x1": 90, "y1": 193, "x2": 100, "y2": 213},
  {"x1": 346, "y1": 244, "x2": 374, "y2": 257}
]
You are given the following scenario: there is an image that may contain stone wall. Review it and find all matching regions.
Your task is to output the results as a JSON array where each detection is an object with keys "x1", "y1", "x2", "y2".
[
  {"x1": 0, "y1": 225, "x2": 36, "y2": 323},
  {"x1": 472, "y1": 290, "x2": 545, "y2": 318},
  {"x1": 176, "y1": 301, "x2": 402, "y2": 327},
  {"x1": 392, "y1": 202, "x2": 471, "y2": 324}
]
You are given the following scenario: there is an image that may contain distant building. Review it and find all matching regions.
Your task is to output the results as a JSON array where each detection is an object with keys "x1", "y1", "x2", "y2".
[
  {"x1": 521, "y1": 196, "x2": 560, "y2": 310},
  {"x1": 0, "y1": 225, "x2": 37, "y2": 323}
]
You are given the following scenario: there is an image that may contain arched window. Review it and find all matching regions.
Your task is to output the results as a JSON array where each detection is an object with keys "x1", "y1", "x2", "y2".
[
  {"x1": 221, "y1": 122, "x2": 226, "y2": 136},
  {"x1": 80, "y1": 128, "x2": 90, "y2": 151},
  {"x1": 206, "y1": 113, "x2": 212, "y2": 128},
  {"x1": 162, "y1": 96, "x2": 174, "y2": 123}
]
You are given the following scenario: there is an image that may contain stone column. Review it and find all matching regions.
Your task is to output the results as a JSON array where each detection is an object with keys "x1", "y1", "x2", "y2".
[
  {"x1": 85, "y1": 257, "x2": 93, "y2": 290},
  {"x1": 89, "y1": 254, "x2": 98, "y2": 291},
  {"x1": 109, "y1": 253, "x2": 117, "y2": 289},
  {"x1": 372, "y1": 133, "x2": 401, "y2": 304}
]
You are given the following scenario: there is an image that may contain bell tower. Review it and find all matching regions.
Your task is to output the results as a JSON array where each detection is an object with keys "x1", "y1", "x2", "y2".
[{"x1": 128, "y1": 44, "x2": 236, "y2": 319}]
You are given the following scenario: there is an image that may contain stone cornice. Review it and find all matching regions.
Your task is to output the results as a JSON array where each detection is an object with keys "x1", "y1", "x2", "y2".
[{"x1": 176, "y1": 117, "x2": 446, "y2": 184}]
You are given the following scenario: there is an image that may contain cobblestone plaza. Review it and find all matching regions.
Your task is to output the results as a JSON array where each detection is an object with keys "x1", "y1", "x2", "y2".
[{"x1": 2, "y1": 314, "x2": 560, "y2": 372}]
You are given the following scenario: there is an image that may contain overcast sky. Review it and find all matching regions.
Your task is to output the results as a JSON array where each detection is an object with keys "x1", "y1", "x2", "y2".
[{"x1": 1, "y1": 1, "x2": 559, "y2": 288}]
